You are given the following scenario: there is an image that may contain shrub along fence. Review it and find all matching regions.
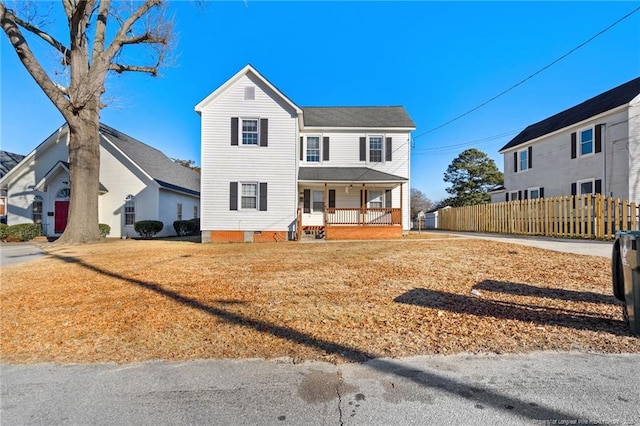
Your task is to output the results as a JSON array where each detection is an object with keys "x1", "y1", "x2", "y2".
[{"x1": 437, "y1": 194, "x2": 639, "y2": 240}]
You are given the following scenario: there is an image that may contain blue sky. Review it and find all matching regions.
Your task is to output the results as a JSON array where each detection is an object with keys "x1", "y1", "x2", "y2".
[{"x1": 1, "y1": 1, "x2": 639, "y2": 202}]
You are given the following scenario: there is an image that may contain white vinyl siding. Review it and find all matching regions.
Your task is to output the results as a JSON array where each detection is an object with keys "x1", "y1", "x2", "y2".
[
  {"x1": 502, "y1": 107, "x2": 635, "y2": 202},
  {"x1": 200, "y1": 73, "x2": 298, "y2": 232}
]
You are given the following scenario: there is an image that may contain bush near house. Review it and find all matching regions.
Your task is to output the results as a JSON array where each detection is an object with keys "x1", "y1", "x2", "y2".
[
  {"x1": 173, "y1": 218, "x2": 200, "y2": 237},
  {"x1": 2, "y1": 223, "x2": 41, "y2": 242},
  {"x1": 98, "y1": 224, "x2": 111, "y2": 238},
  {"x1": 134, "y1": 220, "x2": 163, "y2": 239},
  {"x1": 0, "y1": 223, "x2": 9, "y2": 241},
  {"x1": 173, "y1": 220, "x2": 196, "y2": 237}
]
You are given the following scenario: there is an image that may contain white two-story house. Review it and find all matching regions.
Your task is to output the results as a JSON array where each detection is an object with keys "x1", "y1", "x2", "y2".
[
  {"x1": 195, "y1": 65, "x2": 415, "y2": 242},
  {"x1": 492, "y1": 77, "x2": 640, "y2": 204}
]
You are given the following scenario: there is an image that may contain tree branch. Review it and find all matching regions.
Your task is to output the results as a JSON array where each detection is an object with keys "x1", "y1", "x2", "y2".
[
  {"x1": 109, "y1": 63, "x2": 158, "y2": 75},
  {"x1": 103, "y1": 0, "x2": 162, "y2": 63},
  {"x1": 91, "y1": 0, "x2": 110, "y2": 64},
  {"x1": 0, "y1": 2, "x2": 72, "y2": 120},
  {"x1": 120, "y1": 33, "x2": 166, "y2": 45},
  {"x1": 8, "y1": 7, "x2": 71, "y2": 64}
]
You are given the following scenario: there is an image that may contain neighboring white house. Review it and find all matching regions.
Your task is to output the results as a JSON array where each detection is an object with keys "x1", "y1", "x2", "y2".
[
  {"x1": 492, "y1": 77, "x2": 640, "y2": 204},
  {"x1": 1, "y1": 150, "x2": 25, "y2": 222},
  {"x1": 195, "y1": 64, "x2": 415, "y2": 242},
  {"x1": 0, "y1": 123, "x2": 200, "y2": 238}
]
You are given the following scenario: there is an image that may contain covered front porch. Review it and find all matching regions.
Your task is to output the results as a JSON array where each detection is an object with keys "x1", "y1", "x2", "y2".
[{"x1": 296, "y1": 167, "x2": 407, "y2": 240}]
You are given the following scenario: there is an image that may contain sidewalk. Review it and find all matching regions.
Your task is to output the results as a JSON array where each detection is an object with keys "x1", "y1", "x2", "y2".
[
  {"x1": 0, "y1": 242, "x2": 47, "y2": 266},
  {"x1": 431, "y1": 231, "x2": 613, "y2": 258}
]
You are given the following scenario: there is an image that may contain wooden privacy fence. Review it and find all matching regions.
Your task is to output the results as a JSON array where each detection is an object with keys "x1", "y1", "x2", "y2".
[{"x1": 437, "y1": 194, "x2": 639, "y2": 239}]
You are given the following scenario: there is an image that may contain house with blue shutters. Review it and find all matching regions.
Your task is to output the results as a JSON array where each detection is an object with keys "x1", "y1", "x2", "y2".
[
  {"x1": 195, "y1": 64, "x2": 415, "y2": 242},
  {"x1": 492, "y1": 77, "x2": 640, "y2": 204}
]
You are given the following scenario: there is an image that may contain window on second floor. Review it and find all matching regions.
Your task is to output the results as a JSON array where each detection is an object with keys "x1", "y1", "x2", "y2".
[
  {"x1": 307, "y1": 137, "x2": 320, "y2": 162},
  {"x1": 519, "y1": 149, "x2": 528, "y2": 172},
  {"x1": 241, "y1": 119, "x2": 259, "y2": 145},
  {"x1": 580, "y1": 128, "x2": 593, "y2": 156},
  {"x1": 369, "y1": 136, "x2": 383, "y2": 163}
]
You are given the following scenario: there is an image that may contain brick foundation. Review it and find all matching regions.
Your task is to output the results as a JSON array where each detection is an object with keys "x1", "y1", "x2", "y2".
[
  {"x1": 209, "y1": 230, "x2": 287, "y2": 243},
  {"x1": 325, "y1": 226, "x2": 402, "y2": 240}
]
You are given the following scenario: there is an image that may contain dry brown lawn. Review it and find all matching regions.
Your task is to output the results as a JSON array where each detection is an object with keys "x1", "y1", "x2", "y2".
[{"x1": 1, "y1": 234, "x2": 638, "y2": 364}]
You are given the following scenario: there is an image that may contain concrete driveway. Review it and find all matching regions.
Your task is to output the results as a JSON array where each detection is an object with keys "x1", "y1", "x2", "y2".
[{"x1": 0, "y1": 242, "x2": 47, "y2": 266}]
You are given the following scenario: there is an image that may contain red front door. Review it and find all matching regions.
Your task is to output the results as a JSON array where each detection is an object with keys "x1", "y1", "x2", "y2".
[{"x1": 55, "y1": 201, "x2": 69, "y2": 233}]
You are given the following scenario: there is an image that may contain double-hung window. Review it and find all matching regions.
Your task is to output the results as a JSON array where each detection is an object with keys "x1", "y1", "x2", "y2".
[
  {"x1": 369, "y1": 136, "x2": 383, "y2": 163},
  {"x1": 241, "y1": 183, "x2": 258, "y2": 209},
  {"x1": 32, "y1": 195, "x2": 43, "y2": 224},
  {"x1": 368, "y1": 191, "x2": 384, "y2": 208},
  {"x1": 528, "y1": 188, "x2": 540, "y2": 199},
  {"x1": 242, "y1": 119, "x2": 259, "y2": 145},
  {"x1": 124, "y1": 195, "x2": 135, "y2": 225},
  {"x1": 312, "y1": 191, "x2": 324, "y2": 212},
  {"x1": 580, "y1": 128, "x2": 593, "y2": 156},
  {"x1": 519, "y1": 149, "x2": 528, "y2": 172},
  {"x1": 578, "y1": 179, "x2": 594, "y2": 196},
  {"x1": 307, "y1": 137, "x2": 320, "y2": 162}
]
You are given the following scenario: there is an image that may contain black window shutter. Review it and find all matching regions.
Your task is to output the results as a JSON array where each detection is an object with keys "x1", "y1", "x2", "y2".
[
  {"x1": 595, "y1": 179, "x2": 602, "y2": 194},
  {"x1": 259, "y1": 119, "x2": 268, "y2": 147},
  {"x1": 328, "y1": 189, "x2": 336, "y2": 208},
  {"x1": 524, "y1": 190, "x2": 528, "y2": 200},
  {"x1": 518, "y1": 190, "x2": 522, "y2": 200},
  {"x1": 385, "y1": 189, "x2": 392, "y2": 208},
  {"x1": 323, "y1": 137, "x2": 330, "y2": 161},
  {"x1": 571, "y1": 182, "x2": 577, "y2": 196},
  {"x1": 300, "y1": 137, "x2": 303, "y2": 161},
  {"x1": 303, "y1": 189, "x2": 310, "y2": 213},
  {"x1": 528, "y1": 146, "x2": 533, "y2": 169},
  {"x1": 540, "y1": 187, "x2": 545, "y2": 198},
  {"x1": 359, "y1": 137, "x2": 366, "y2": 161},
  {"x1": 385, "y1": 137, "x2": 392, "y2": 161},
  {"x1": 259, "y1": 182, "x2": 267, "y2": 211},
  {"x1": 513, "y1": 152, "x2": 518, "y2": 172},
  {"x1": 595, "y1": 124, "x2": 603, "y2": 153},
  {"x1": 229, "y1": 182, "x2": 238, "y2": 210},
  {"x1": 231, "y1": 118, "x2": 239, "y2": 146},
  {"x1": 571, "y1": 132, "x2": 577, "y2": 159},
  {"x1": 505, "y1": 193, "x2": 509, "y2": 202}
]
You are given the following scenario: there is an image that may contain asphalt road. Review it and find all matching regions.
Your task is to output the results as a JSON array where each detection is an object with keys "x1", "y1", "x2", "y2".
[{"x1": 2, "y1": 352, "x2": 639, "y2": 425}]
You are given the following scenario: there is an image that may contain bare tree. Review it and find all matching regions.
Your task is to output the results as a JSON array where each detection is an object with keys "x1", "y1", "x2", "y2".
[
  {"x1": 410, "y1": 188, "x2": 433, "y2": 220},
  {"x1": 1, "y1": 0, "x2": 172, "y2": 244}
]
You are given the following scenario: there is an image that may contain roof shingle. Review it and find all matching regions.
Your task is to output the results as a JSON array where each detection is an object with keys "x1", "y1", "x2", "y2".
[
  {"x1": 302, "y1": 106, "x2": 415, "y2": 128},
  {"x1": 500, "y1": 77, "x2": 640, "y2": 152}
]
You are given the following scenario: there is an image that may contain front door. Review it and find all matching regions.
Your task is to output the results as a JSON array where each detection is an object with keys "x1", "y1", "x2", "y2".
[{"x1": 55, "y1": 200, "x2": 69, "y2": 233}]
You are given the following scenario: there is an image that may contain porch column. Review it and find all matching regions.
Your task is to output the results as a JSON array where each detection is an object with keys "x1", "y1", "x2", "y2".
[
  {"x1": 323, "y1": 183, "x2": 328, "y2": 226},
  {"x1": 399, "y1": 183, "x2": 403, "y2": 226},
  {"x1": 361, "y1": 184, "x2": 366, "y2": 225}
]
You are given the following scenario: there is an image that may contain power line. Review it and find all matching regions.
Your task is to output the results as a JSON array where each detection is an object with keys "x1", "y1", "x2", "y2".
[
  {"x1": 413, "y1": 5, "x2": 640, "y2": 142},
  {"x1": 412, "y1": 129, "x2": 519, "y2": 153}
]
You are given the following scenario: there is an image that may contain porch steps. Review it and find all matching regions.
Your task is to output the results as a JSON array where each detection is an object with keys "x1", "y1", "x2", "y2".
[{"x1": 301, "y1": 226, "x2": 325, "y2": 240}]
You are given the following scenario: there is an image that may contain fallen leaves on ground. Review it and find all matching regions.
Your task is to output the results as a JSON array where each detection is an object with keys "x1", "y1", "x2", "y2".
[{"x1": 1, "y1": 235, "x2": 637, "y2": 364}]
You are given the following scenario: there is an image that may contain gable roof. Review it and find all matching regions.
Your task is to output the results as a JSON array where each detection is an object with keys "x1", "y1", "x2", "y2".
[
  {"x1": 0, "y1": 151, "x2": 25, "y2": 178},
  {"x1": 302, "y1": 106, "x2": 415, "y2": 129},
  {"x1": 34, "y1": 160, "x2": 109, "y2": 193},
  {"x1": 500, "y1": 77, "x2": 640, "y2": 152},
  {"x1": 99, "y1": 124, "x2": 200, "y2": 196},
  {"x1": 298, "y1": 167, "x2": 407, "y2": 183},
  {"x1": 194, "y1": 64, "x2": 302, "y2": 115}
]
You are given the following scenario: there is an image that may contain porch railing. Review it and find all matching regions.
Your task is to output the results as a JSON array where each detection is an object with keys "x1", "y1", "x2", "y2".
[{"x1": 326, "y1": 208, "x2": 402, "y2": 225}]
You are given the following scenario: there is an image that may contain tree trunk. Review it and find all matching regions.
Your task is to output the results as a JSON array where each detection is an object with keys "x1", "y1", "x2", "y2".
[{"x1": 55, "y1": 99, "x2": 102, "y2": 244}]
